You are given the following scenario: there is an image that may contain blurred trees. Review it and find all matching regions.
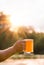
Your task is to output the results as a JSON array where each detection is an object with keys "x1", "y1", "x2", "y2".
[
  {"x1": 0, "y1": 12, "x2": 44, "y2": 54},
  {"x1": 0, "y1": 12, "x2": 16, "y2": 49},
  {"x1": 15, "y1": 26, "x2": 44, "y2": 54}
]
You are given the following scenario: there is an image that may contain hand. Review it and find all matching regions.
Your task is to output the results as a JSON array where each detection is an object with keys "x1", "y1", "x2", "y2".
[{"x1": 13, "y1": 40, "x2": 25, "y2": 53}]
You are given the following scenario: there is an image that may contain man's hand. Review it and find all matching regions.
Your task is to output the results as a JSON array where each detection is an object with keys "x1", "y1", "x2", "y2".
[
  {"x1": 0, "y1": 40, "x2": 25, "y2": 62},
  {"x1": 13, "y1": 40, "x2": 25, "y2": 53}
]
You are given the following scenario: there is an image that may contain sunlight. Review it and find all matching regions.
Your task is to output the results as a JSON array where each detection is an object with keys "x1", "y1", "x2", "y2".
[
  {"x1": 9, "y1": 14, "x2": 19, "y2": 31},
  {"x1": 10, "y1": 15, "x2": 21, "y2": 31},
  {"x1": 9, "y1": 27, "x2": 14, "y2": 32},
  {"x1": 0, "y1": 0, "x2": 44, "y2": 32},
  {"x1": 9, "y1": 27, "x2": 18, "y2": 32},
  {"x1": 9, "y1": 14, "x2": 41, "y2": 32}
]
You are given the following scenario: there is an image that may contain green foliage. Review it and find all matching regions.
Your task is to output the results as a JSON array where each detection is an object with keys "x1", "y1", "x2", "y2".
[
  {"x1": 0, "y1": 25, "x2": 44, "y2": 54},
  {"x1": 0, "y1": 12, "x2": 44, "y2": 54}
]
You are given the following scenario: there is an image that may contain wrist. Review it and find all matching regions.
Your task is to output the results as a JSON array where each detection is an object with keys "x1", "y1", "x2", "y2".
[{"x1": 12, "y1": 45, "x2": 17, "y2": 54}]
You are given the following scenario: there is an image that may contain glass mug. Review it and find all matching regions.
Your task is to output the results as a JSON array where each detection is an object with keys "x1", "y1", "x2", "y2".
[{"x1": 23, "y1": 39, "x2": 34, "y2": 54}]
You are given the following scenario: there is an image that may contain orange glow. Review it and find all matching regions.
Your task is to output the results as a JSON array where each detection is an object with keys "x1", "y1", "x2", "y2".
[{"x1": 24, "y1": 39, "x2": 33, "y2": 52}]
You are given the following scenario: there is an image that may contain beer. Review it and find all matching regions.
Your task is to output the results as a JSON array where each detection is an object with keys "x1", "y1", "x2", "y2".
[{"x1": 24, "y1": 39, "x2": 33, "y2": 53}]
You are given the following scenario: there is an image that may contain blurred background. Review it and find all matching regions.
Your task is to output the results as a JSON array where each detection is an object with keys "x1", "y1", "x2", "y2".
[
  {"x1": 0, "y1": 12, "x2": 44, "y2": 54},
  {"x1": 0, "y1": 0, "x2": 44, "y2": 55}
]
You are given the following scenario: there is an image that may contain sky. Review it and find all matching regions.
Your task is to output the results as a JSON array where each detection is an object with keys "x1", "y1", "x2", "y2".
[{"x1": 0, "y1": 0, "x2": 44, "y2": 32}]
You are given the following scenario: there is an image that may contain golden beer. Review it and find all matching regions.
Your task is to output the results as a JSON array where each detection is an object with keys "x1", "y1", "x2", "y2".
[{"x1": 24, "y1": 39, "x2": 33, "y2": 53}]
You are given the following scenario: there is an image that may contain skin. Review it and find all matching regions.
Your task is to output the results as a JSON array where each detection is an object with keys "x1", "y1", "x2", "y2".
[{"x1": 0, "y1": 40, "x2": 25, "y2": 62}]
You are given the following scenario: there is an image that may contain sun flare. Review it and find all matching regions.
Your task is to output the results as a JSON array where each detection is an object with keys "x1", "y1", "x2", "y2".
[
  {"x1": 10, "y1": 15, "x2": 18, "y2": 28},
  {"x1": 9, "y1": 15, "x2": 19, "y2": 31},
  {"x1": 0, "y1": 0, "x2": 44, "y2": 32},
  {"x1": 9, "y1": 15, "x2": 41, "y2": 32}
]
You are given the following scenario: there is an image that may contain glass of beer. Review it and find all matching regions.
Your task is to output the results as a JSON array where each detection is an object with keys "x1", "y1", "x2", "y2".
[{"x1": 23, "y1": 39, "x2": 34, "y2": 54}]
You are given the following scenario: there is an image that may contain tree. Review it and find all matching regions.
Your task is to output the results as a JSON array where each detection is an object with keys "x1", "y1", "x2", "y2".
[
  {"x1": 0, "y1": 12, "x2": 13, "y2": 49},
  {"x1": 0, "y1": 12, "x2": 11, "y2": 33}
]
